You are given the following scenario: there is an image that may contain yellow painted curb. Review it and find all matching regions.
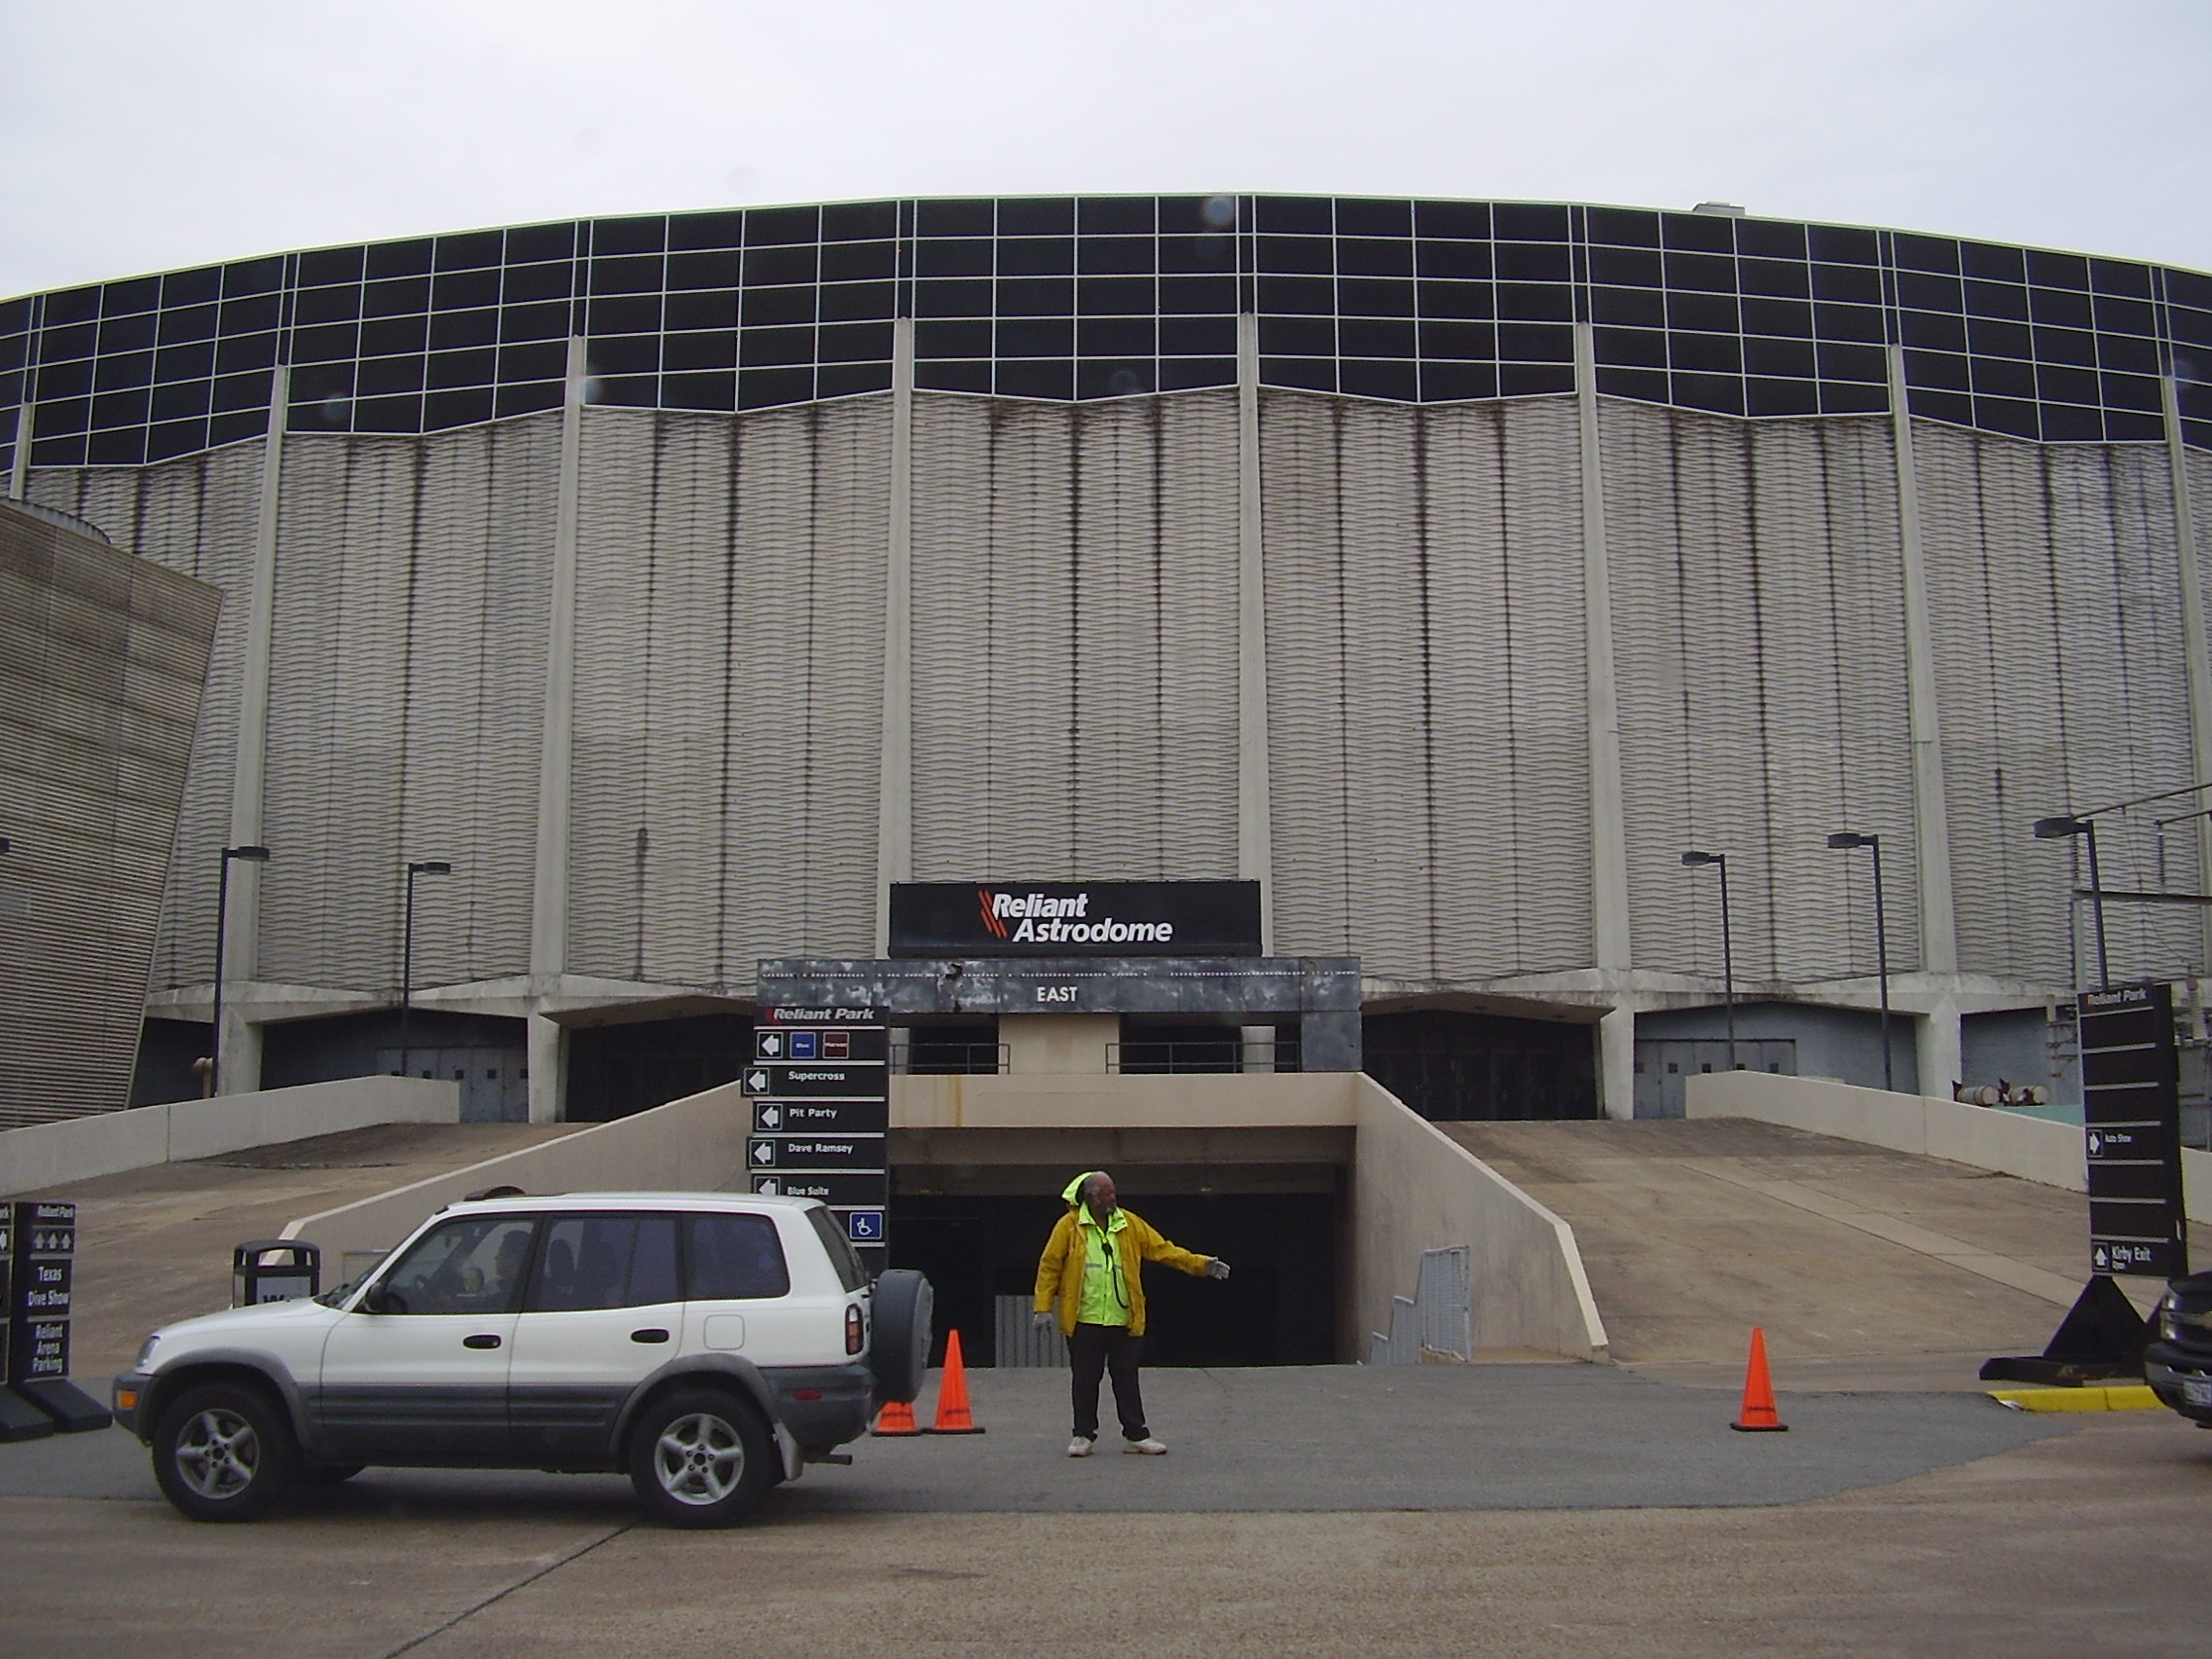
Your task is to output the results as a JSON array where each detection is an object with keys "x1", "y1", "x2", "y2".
[{"x1": 1987, "y1": 1384, "x2": 2162, "y2": 1413}]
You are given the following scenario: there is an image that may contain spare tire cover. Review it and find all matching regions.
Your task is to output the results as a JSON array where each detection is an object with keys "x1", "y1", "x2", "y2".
[{"x1": 869, "y1": 1269, "x2": 934, "y2": 1404}]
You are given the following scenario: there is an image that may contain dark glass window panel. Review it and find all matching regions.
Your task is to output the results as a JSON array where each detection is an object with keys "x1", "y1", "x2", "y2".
[
  {"x1": 501, "y1": 300, "x2": 571, "y2": 342},
  {"x1": 591, "y1": 335, "x2": 660, "y2": 375},
  {"x1": 207, "y1": 408, "x2": 270, "y2": 445},
  {"x1": 92, "y1": 387, "x2": 149, "y2": 427},
  {"x1": 820, "y1": 279, "x2": 895, "y2": 322},
  {"x1": 430, "y1": 308, "x2": 499, "y2": 351},
  {"x1": 434, "y1": 231, "x2": 502, "y2": 272},
  {"x1": 1971, "y1": 356, "x2": 2036, "y2": 398},
  {"x1": 592, "y1": 255, "x2": 664, "y2": 296},
  {"x1": 2165, "y1": 269, "x2": 2212, "y2": 309},
  {"x1": 1080, "y1": 276, "x2": 1156, "y2": 315},
  {"x1": 218, "y1": 292, "x2": 281, "y2": 335},
  {"x1": 997, "y1": 276, "x2": 1073, "y2": 316},
  {"x1": 918, "y1": 239, "x2": 993, "y2": 278},
  {"x1": 1674, "y1": 371, "x2": 1744, "y2": 415},
  {"x1": 427, "y1": 348, "x2": 495, "y2": 389},
  {"x1": 1262, "y1": 356, "x2": 1336, "y2": 391},
  {"x1": 215, "y1": 332, "x2": 277, "y2": 374},
  {"x1": 1592, "y1": 285, "x2": 1665, "y2": 328},
  {"x1": 2088, "y1": 258, "x2": 2153, "y2": 300},
  {"x1": 0, "y1": 296, "x2": 26, "y2": 331},
  {"x1": 591, "y1": 295, "x2": 660, "y2": 335},
  {"x1": 819, "y1": 361, "x2": 893, "y2": 397},
  {"x1": 1255, "y1": 197, "x2": 1332, "y2": 235},
  {"x1": 1975, "y1": 394, "x2": 2039, "y2": 437},
  {"x1": 914, "y1": 200, "x2": 994, "y2": 238},
  {"x1": 30, "y1": 431, "x2": 89, "y2": 465},
  {"x1": 996, "y1": 198, "x2": 1073, "y2": 238},
  {"x1": 1672, "y1": 332, "x2": 1742, "y2": 374},
  {"x1": 1497, "y1": 283, "x2": 1573, "y2": 322},
  {"x1": 498, "y1": 341, "x2": 566, "y2": 383},
  {"x1": 146, "y1": 420, "x2": 208, "y2": 461},
  {"x1": 1077, "y1": 359, "x2": 1154, "y2": 398},
  {"x1": 504, "y1": 261, "x2": 575, "y2": 304},
  {"x1": 1816, "y1": 341, "x2": 1885, "y2": 382},
  {"x1": 2036, "y1": 363, "x2": 2098, "y2": 405},
  {"x1": 1333, "y1": 199, "x2": 1409, "y2": 240},
  {"x1": 1157, "y1": 275, "x2": 1235, "y2": 313},
  {"x1": 1341, "y1": 277, "x2": 1415, "y2": 317},
  {"x1": 1667, "y1": 290, "x2": 1738, "y2": 333},
  {"x1": 667, "y1": 209, "x2": 745, "y2": 252},
  {"x1": 1415, "y1": 200, "x2": 1490, "y2": 240},
  {"x1": 1909, "y1": 386, "x2": 1973, "y2": 424},
  {"x1": 87, "y1": 427, "x2": 146, "y2": 464},
  {"x1": 36, "y1": 359, "x2": 92, "y2": 400},
  {"x1": 916, "y1": 359, "x2": 991, "y2": 393},
  {"x1": 743, "y1": 243, "x2": 818, "y2": 287},
  {"x1": 1159, "y1": 195, "x2": 1235, "y2": 235},
  {"x1": 1072, "y1": 238, "x2": 1152, "y2": 278},
  {"x1": 46, "y1": 286, "x2": 102, "y2": 325},
  {"x1": 364, "y1": 276, "x2": 430, "y2": 317},
  {"x1": 163, "y1": 267, "x2": 222, "y2": 308},
  {"x1": 2184, "y1": 419, "x2": 2212, "y2": 450},
  {"x1": 591, "y1": 216, "x2": 666, "y2": 256},
  {"x1": 1808, "y1": 225, "x2": 1878, "y2": 265},
  {"x1": 662, "y1": 370, "x2": 735, "y2": 411},
  {"x1": 1810, "y1": 263, "x2": 1881, "y2": 305},
  {"x1": 1596, "y1": 325, "x2": 1667, "y2": 368},
  {"x1": 496, "y1": 381, "x2": 563, "y2": 417},
  {"x1": 222, "y1": 256, "x2": 284, "y2": 297},
  {"x1": 1339, "y1": 239, "x2": 1413, "y2": 278},
  {"x1": 1340, "y1": 316, "x2": 1415, "y2": 358},
  {"x1": 741, "y1": 285, "x2": 815, "y2": 327},
  {"x1": 1340, "y1": 357, "x2": 1418, "y2": 400},
  {"x1": 739, "y1": 326, "x2": 813, "y2": 368},
  {"x1": 298, "y1": 246, "x2": 364, "y2": 287},
  {"x1": 1258, "y1": 236, "x2": 1334, "y2": 276},
  {"x1": 2105, "y1": 408, "x2": 2163, "y2": 443},
  {"x1": 915, "y1": 278, "x2": 992, "y2": 318},
  {"x1": 433, "y1": 268, "x2": 500, "y2": 310},
  {"x1": 1493, "y1": 203, "x2": 1567, "y2": 240},
  {"x1": 1965, "y1": 279, "x2": 2028, "y2": 321},
  {"x1": 366, "y1": 240, "x2": 433, "y2": 280},
  {"x1": 93, "y1": 349, "x2": 153, "y2": 390},
  {"x1": 1079, "y1": 197, "x2": 1155, "y2": 236},
  {"x1": 102, "y1": 276, "x2": 161, "y2": 316},
  {"x1": 361, "y1": 314, "x2": 428, "y2": 356},
  {"x1": 1661, "y1": 211, "x2": 1735, "y2": 254},
  {"x1": 1597, "y1": 365, "x2": 1668, "y2": 402},
  {"x1": 1739, "y1": 258, "x2": 1810, "y2": 300},
  {"x1": 36, "y1": 318, "x2": 91, "y2": 358},
  {"x1": 996, "y1": 357, "x2": 1072, "y2": 398},
  {"x1": 1584, "y1": 206, "x2": 1659, "y2": 248},
  {"x1": 293, "y1": 322, "x2": 358, "y2": 363},
  {"x1": 507, "y1": 223, "x2": 576, "y2": 264},
  {"x1": 816, "y1": 321, "x2": 892, "y2": 363},
  {"x1": 1968, "y1": 315, "x2": 2031, "y2": 358},
  {"x1": 357, "y1": 354, "x2": 426, "y2": 395},
  {"x1": 1734, "y1": 219, "x2": 1805, "y2": 261},
  {"x1": 2101, "y1": 333, "x2": 2159, "y2": 375},
  {"x1": 212, "y1": 369, "x2": 273, "y2": 412},
  {"x1": 2093, "y1": 294, "x2": 2156, "y2": 337},
  {"x1": 1818, "y1": 380, "x2": 1888, "y2": 415},
  {"x1": 1896, "y1": 271, "x2": 1962, "y2": 313},
  {"x1": 818, "y1": 240, "x2": 895, "y2": 283},
  {"x1": 665, "y1": 289, "x2": 737, "y2": 332},
  {"x1": 2102, "y1": 371, "x2": 2161, "y2": 413},
  {"x1": 1746, "y1": 378, "x2": 1821, "y2": 416},
  {"x1": 1158, "y1": 234, "x2": 1235, "y2": 274},
  {"x1": 424, "y1": 387, "x2": 494, "y2": 426},
  {"x1": 1257, "y1": 275, "x2": 1334, "y2": 315},
  {"x1": 2025, "y1": 249, "x2": 2087, "y2": 290},
  {"x1": 997, "y1": 316, "x2": 1073, "y2": 357},
  {"x1": 739, "y1": 206, "x2": 816, "y2": 249},
  {"x1": 33, "y1": 393, "x2": 91, "y2": 434},
  {"x1": 1664, "y1": 250, "x2": 1734, "y2": 293},
  {"x1": 1816, "y1": 303, "x2": 1886, "y2": 344},
  {"x1": 2028, "y1": 285, "x2": 2093, "y2": 330},
  {"x1": 1589, "y1": 245, "x2": 1660, "y2": 287},
  {"x1": 1496, "y1": 241, "x2": 1571, "y2": 282},
  {"x1": 1419, "y1": 358, "x2": 1498, "y2": 400},
  {"x1": 1745, "y1": 336, "x2": 1815, "y2": 378},
  {"x1": 1498, "y1": 322, "x2": 1572, "y2": 362},
  {"x1": 594, "y1": 374, "x2": 660, "y2": 407},
  {"x1": 2181, "y1": 383, "x2": 2212, "y2": 423},
  {"x1": 1959, "y1": 241, "x2": 2023, "y2": 282},
  {"x1": 153, "y1": 378, "x2": 212, "y2": 421},
  {"x1": 1500, "y1": 362, "x2": 1574, "y2": 395},
  {"x1": 156, "y1": 341, "x2": 215, "y2": 381},
  {"x1": 999, "y1": 238, "x2": 1074, "y2": 277},
  {"x1": 1904, "y1": 350, "x2": 1971, "y2": 392},
  {"x1": 1157, "y1": 356, "x2": 1234, "y2": 391},
  {"x1": 1419, "y1": 240, "x2": 1493, "y2": 281},
  {"x1": 1419, "y1": 318, "x2": 1494, "y2": 360},
  {"x1": 1261, "y1": 314, "x2": 1335, "y2": 356},
  {"x1": 666, "y1": 250, "x2": 740, "y2": 291},
  {"x1": 295, "y1": 284, "x2": 362, "y2": 325},
  {"x1": 1901, "y1": 309, "x2": 1968, "y2": 352},
  {"x1": 1892, "y1": 234, "x2": 1958, "y2": 275},
  {"x1": 2034, "y1": 325, "x2": 2095, "y2": 367},
  {"x1": 1081, "y1": 315, "x2": 1155, "y2": 356},
  {"x1": 290, "y1": 374, "x2": 352, "y2": 424}
]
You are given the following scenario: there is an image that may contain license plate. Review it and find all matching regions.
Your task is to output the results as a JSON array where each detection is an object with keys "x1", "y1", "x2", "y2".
[{"x1": 2182, "y1": 1379, "x2": 2212, "y2": 1408}]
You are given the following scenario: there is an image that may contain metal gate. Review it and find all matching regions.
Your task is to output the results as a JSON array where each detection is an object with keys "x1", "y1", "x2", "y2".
[{"x1": 1631, "y1": 1039, "x2": 1796, "y2": 1120}]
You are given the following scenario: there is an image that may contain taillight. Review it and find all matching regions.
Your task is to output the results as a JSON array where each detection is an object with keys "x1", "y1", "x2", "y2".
[{"x1": 846, "y1": 1304, "x2": 865, "y2": 1355}]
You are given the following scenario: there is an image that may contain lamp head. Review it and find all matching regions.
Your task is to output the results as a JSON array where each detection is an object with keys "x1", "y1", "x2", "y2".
[
  {"x1": 1826, "y1": 831, "x2": 1870, "y2": 850},
  {"x1": 225, "y1": 844, "x2": 272, "y2": 863},
  {"x1": 1680, "y1": 850, "x2": 1722, "y2": 867},
  {"x1": 2033, "y1": 816, "x2": 2089, "y2": 840},
  {"x1": 409, "y1": 860, "x2": 453, "y2": 875}
]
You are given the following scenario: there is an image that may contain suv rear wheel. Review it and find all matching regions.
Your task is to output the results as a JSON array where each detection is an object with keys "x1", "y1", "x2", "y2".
[
  {"x1": 627, "y1": 1388, "x2": 774, "y2": 1528},
  {"x1": 152, "y1": 1381, "x2": 298, "y2": 1522}
]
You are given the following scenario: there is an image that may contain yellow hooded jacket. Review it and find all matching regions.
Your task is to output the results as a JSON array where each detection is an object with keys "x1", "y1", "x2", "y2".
[{"x1": 1033, "y1": 1171, "x2": 1214, "y2": 1338}]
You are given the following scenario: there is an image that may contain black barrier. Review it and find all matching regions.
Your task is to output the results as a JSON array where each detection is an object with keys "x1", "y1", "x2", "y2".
[
  {"x1": 6, "y1": 1201, "x2": 110, "y2": 1432},
  {"x1": 232, "y1": 1239, "x2": 321, "y2": 1307}
]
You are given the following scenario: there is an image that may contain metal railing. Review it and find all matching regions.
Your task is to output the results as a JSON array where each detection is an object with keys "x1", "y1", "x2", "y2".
[
  {"x1": 1368, "y1": 1245, "x2": 1472, "y2": 1365},
  {"x1": 1107, "y1": 1039, "x2": 1301, "y2": 1075},
  {"x1": 888, "y1": 1035, "x2": 1009, "y2": 1075}
]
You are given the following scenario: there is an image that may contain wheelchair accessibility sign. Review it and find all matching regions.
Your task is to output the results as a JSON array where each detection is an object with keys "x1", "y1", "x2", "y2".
[{"x1": 845, "y1": 1209, "x2": 886, "y2": 1243}]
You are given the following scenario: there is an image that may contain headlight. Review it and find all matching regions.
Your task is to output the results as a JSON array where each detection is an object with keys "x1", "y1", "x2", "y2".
[
  {"x1": 2162, "y1": 1311, "x2": 2182, "y2": 1342},
  {"x1": 133, "y1": 1333, "x2": 162, "y2": 1369}
]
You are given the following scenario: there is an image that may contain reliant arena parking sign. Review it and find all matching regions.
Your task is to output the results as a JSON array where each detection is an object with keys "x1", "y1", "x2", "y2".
[{"x1": 889, "y1": 881, "x2": 1262, "y2": 958}]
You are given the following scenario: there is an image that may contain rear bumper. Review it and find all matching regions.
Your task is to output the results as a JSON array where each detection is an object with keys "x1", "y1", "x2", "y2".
[
  {"x1": 2143, "y1": 1342, "x2": 2212, "y2": 1423},
  {"x1": 761, "y1": 1363, "x2": 874, "y2": 1452}
]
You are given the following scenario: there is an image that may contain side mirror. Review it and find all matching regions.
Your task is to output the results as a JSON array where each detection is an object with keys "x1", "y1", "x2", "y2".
[{"x1": 358, "y1": 1286, "x2": 406, "y2": 1315}]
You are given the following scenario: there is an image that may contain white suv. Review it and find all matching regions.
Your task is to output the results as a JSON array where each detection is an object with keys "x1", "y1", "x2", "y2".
[{"x1": 111, "y1": 1193, "x2": 931, "y2": 1527}]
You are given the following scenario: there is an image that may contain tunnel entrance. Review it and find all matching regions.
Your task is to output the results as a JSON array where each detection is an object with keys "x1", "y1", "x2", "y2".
[{"x1": 888, "y1": 1188, "x2": 1341, "y2": 1368}]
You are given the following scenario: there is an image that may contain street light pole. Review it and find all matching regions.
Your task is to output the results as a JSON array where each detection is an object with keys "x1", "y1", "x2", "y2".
[
  {"x1": 2035, "y1": 816, "x2": 2111, "y2": 990},
  {"x1": 1681, "y1": 851, "x2": 1736, "y2": 1071},
  {"x1": 1829, "y1": 832, "x2": 1894, "y2": 1091},
  {"x1": 399, "y1": 860, "x2": 452, "y2": 1080},
  {"x1": 210, "y1": 844, "x2": 271, "y2": 1094}
]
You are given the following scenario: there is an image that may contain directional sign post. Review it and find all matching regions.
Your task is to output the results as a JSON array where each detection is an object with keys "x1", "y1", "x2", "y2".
[
  {"x1": 2080, "y1": 982, "x2": 2190, "y2": 1279},
  {"x1": 752, "y1": 1007, "x2": 890, "y2": 1274},
  {"x1": 6, "y1": 1201, "x2": 109, "y2": 1432}
]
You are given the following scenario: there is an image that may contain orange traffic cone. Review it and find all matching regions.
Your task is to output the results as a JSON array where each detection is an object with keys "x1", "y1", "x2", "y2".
[
  {"x1": 925, "y1": 1328, "x2": 986, "y2": 1434},
  {"x1": 1731, "y1": 1326, "x2": 1788, "y2": 1432},
  {"x1": 871, "y1": 1397, "x2": 921, "y2": 1436}
]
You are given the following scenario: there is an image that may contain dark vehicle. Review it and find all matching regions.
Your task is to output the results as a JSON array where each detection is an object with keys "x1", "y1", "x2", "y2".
[{"x1": 2144, "y1": 1273, "x2": 2212, "y2": 1425}]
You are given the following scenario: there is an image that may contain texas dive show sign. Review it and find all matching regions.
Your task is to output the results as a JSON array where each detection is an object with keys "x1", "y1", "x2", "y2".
[
  {"x1": 747, "y1": 1007, "x2": 889, "y2": 1272},
  {"x1": 889, "y1": 881, "x2": 1262, "y2": 958},
  {"x1": 2079, "y1": 982, "x2": 2190, "y2": 1279},
  {"x1": 6, "y1": 1200, "x2": 109, "y2": 1432}
]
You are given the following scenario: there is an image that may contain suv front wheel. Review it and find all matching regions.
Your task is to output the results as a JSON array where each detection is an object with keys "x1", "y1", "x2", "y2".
[
  {"x1": 628, "y1": 1388, "x2": 774, "y2": 1528},
  {"x1": 152, "y1": 1381, "x2": 299, "y2": 1522}
]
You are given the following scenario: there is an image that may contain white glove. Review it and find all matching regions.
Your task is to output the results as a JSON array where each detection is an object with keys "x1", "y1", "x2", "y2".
[
  {"x1": 1033, "y1": 1309, "x2": 1055, "y2": 1329},
  {"x1": 1206, "y1": 1258, "x2": 1231, "y2": 1280}
]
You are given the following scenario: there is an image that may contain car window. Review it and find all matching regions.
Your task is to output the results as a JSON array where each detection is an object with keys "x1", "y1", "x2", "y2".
[
  {"x1": 531, "y1": 1214, "x2": 681, "y2": 1311},
  {"x1": 804, "y1": 1204, "x2": 869, "y2": 1292},
  {"x1": 686, "y1": 1213, "x2": 791, "y2": 1301},
  {"x1": 376, "y1": 1216, "x2": 536, "y2": 1315}
]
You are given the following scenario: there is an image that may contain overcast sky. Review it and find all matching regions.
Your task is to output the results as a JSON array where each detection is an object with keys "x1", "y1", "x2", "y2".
[{"x1": 3, "y1": 0, "x2": 2207, "y2": 299}]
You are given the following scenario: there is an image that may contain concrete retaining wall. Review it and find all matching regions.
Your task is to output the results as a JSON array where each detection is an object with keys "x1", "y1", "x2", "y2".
[{"x1": 0, "y1": 1076, "x2": 460, "y2": 1196}]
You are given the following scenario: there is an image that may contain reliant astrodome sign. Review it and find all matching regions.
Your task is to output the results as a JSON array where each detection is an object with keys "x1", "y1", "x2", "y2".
[{"x1": 888, "y1": 881, "x2": 1262, "y2": 958}]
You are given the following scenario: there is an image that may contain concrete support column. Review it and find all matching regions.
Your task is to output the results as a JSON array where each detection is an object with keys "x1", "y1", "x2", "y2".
[
  {"x1": 526, "y1": 1012, "x2": 567, "y2": 1125},
  {"x1": 2163, "y1": 375, "x2": 2212, "y2": 970},
  {"x1": 218, "y1": 367, "x2": 288, "y2": 1096},
  {"x1": 874, "y1": 317, "x2": 916, "y2": 952},
  {"x1": 1917, "y1": 995, "x2": 1963, "y2": 1103},
  {"x1": 1574, "y1": 324, "x2": 1635, "y2": 1120},
  {"x1": 1236, "y1": 314, "x2": 1275, "y2": 952},
  {"x1": 8, "y1": 400, "x2": 30, "y2": 499}
]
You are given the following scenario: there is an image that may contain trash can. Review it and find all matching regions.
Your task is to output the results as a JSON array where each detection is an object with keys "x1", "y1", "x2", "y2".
[{"x1": 232, "y1": 1240, "x2": 319, "y2": 1306}]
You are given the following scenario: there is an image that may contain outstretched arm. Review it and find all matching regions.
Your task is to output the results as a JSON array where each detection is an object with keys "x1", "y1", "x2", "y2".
[{"x1": 1133, "y1": 1218, "x2": 1222, "y2": 1277}]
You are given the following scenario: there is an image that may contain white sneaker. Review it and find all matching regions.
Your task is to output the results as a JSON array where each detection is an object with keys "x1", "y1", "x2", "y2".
[
  {"x1": 1067, "y1": 1437, "x2": 1095, "y2": 1456},
  {"x1": 1123, "y1": 1437, "x2": 1168, "y2": 1456}
]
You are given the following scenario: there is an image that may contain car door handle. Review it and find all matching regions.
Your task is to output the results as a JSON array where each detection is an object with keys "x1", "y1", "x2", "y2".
[
  {"x1": 631, "y1": 1328, "x2": 671, "y2": 1345},
  {"x1": 462, "y1": 1334, "x2": 502, "y2": 1350}
]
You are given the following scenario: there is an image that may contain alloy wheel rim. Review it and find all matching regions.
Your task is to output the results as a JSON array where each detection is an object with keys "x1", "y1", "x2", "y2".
[
  {"x1": 653, "y1": 1412, "x2": 743, "y2": 1505},
  {"x1": 174, "y1": 1407, "x2": 260, "y2": 1499}
]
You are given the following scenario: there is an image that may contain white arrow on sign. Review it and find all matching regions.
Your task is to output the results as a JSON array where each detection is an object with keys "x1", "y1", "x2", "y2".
[
  {"x1": 757, "y1": 1105, "x2": 783, "y2": 1130},
  {"x1": 752, "y1": 1140, "x2": 775, "y2": 1165},
  {"x1": 746, "y1": 1070, "x2": 770, "y2": 1092}
]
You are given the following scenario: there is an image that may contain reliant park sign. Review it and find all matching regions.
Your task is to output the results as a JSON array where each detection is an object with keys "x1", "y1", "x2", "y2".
[{"x1": 888, "y1": 881, "x2": 1262, "y2": 958}]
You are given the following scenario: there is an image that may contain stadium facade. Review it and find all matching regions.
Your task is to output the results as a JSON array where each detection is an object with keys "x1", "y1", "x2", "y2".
[{"x1": 5, "y1": 194, "x2": 2210, "y2": 1125}]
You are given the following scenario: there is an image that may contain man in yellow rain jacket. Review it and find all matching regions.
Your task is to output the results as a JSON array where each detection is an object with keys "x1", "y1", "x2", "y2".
[{"x1": 1032, "y1": 1169, "x2": 1230, "y2": 1456}]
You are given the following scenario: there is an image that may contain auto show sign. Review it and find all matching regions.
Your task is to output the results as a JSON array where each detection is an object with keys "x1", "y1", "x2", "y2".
[
  {"x1": 2079, "y1": 983, "x2": 2190, "y2": 1278},
  {"x1": 888, "y1": 881, "x2": 1262, "y2": 958},
  {"x1": 748, "y1": 1008, "x2": 888, "y2": 1269}
]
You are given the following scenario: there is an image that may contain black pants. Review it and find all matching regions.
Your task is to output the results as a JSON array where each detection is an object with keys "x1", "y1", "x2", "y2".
[{"x1": 1068, "y1": 1322, "x2": 1148, "y2": 1441}]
